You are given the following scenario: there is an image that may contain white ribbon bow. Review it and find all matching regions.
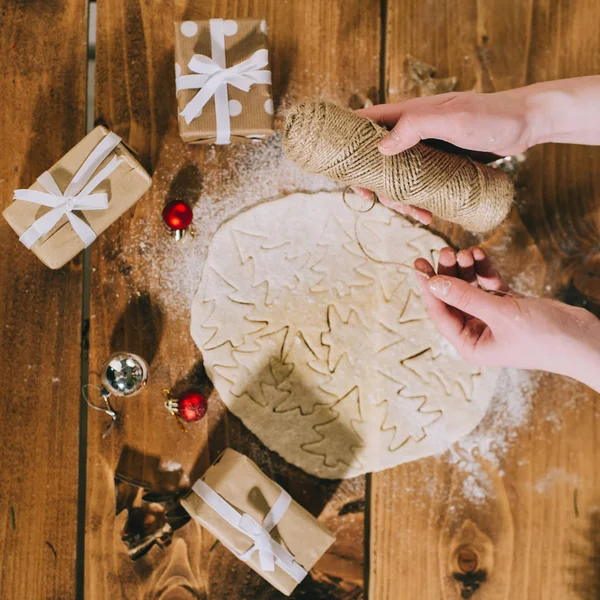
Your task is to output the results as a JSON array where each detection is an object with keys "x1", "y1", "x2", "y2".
[
  {"x1": 176, "y1": 18, "x2": 272, "y2": 143},
  {"x1": 192, "y1": 479, "x2": 308, "y2": 583},
  {"x1": 13, "y1": 132, "x2": 123, "y2": 249}
]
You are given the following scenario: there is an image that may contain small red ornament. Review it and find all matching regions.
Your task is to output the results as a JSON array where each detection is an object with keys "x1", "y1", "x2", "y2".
[
  {"x1": 162, "y1": 200, "x2": 194, "y2": 240},
  {"x1": 164, "y1": 389, "x2": 207, "y2": 430},
  {"x1": 177, "y1": 391, "x2": 207, "y2": 422}
]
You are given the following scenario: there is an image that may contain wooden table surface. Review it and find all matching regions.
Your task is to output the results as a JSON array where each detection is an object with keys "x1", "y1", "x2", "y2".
[{"x1": 1, "y1": 1, "x2": 599, "y2": 598}]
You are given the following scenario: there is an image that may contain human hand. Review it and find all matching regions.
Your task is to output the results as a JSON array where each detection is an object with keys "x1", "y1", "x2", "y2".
[
  {"x1": 358, "y1": 89, "x2": 536, "y2": 157},
  {"x1": 352, "y1": 89, "x2": 535, "y2": 224},
  {"x1": 354, "y1": 77, "x2": 600, "y2": 222},
  {"x1": 414, "y1": 246, "x2": 600, "y2": 392}
]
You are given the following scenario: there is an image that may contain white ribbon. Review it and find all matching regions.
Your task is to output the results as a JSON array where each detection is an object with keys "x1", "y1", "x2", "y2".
[
  {"x1": 13, "y1": 132, "x2": 123, "y2": 249},
  {"x1": 176, "y1": 18, "x2": 272, "y2": 144},
  {"x1": 192, "y1": 479, "x2": 308, "y2": 583}
]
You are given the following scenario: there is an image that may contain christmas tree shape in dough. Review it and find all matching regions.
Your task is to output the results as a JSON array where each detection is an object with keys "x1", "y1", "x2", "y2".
[
  {"x1": 356, "y1": 215, "x2": 427, "y2": 264},
  {"x1": 402, "y1": 348, "x2": 481, "y2": 399},
  {"x1": 274, "y1": 333, "x2": 333, "y2": 415},
  {"x1": 399, "y1": 289, "x2": 430, "y2": 323},
  {"x1": 380, "y1": 391, "x2": 442, "y2": 451},
  {"x1": 310, "y1": 216, "x2": 372, "y2": 296},
  {"x1": 213, "y1": 329, "x2": 288, "y2": 406},
  {"x1": 199, "y1": 299, "x2": 265, "y2": 350},
  {"x1": 302, "y1": 388, "x2": 365, "y2": 470}
]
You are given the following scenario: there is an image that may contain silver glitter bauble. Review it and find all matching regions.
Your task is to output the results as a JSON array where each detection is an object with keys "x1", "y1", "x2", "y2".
[{"x1": 101, "y1": 352, "x2": 149, "y2": 397}]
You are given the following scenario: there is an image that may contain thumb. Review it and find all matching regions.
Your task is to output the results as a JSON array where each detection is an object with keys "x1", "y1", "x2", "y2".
[
  {"x1": 377, "y1": 92, "x2": 466, "y2": 155},
  {"x1": 427, "y1": 275, "x2": 505, "y2": 322}
]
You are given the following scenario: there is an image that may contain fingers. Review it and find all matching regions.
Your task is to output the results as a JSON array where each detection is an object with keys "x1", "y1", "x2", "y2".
[
  {"x1": 355, "y1": 94, "x2": 454, "y2": 128},
  {"x1": 413, "y1": 257, "x2": 435, "y2": 279},
  {"x1": 427, "y1": 275, "x2": 506, "y2": 323},
  {"x1": 349, "y1": 188, "x2": 427, "y2": 224},
  {"x1": 438, "y1": 247, "x2": 458, "y2": 277},
  {"x1": 377, "y1": 114, "x2": 422, "y2": 155},
  {"x1": 471, "y1": 246, "x2": 509, "y2": 292},
  {"x1": 374, "y1": 93, "x2": 465, "y2": 155},
  {"x1": 377, "y1": 193, "x2": 433, "y2": 225},
  {"x1": 437, "y1": 246, "x2": 508, "y2": 290},
  {"x1": 350, "y1": 186, "x2": 375, "y2": 202},
  {"x1": 406, "y1": 206, "x2": 433, "y2": 225},
  {"x1": 414, "y1": 259, "x2": 466, "y2": 341},
  {"x1": 457, "y1": 249, "x2": 477, "y2": 285}
]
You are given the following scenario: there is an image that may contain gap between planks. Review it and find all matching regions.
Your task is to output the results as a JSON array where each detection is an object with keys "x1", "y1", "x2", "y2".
[
  {"x1": 365, "y1": 1, "x2": 389, "y2": 597},
  {"x1": 76, "y1": 1, "x2": 97, "y2": 597}
]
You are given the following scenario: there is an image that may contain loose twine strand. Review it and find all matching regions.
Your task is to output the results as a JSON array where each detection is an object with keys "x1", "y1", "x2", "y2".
[{"x1": 283, "y1": 101, "x2": 515, "y2": 233}]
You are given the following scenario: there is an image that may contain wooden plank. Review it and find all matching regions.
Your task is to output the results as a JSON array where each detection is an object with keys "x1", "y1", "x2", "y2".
[
  {"x1": 370, "y1": 0, "x2": 600, "y2": 598},
  {"x1": 0, "y1": 1, "x2": 88, "y2": 599},
  {"x1": 87, "y1": 1, "x2": 380, "y2": 598}
]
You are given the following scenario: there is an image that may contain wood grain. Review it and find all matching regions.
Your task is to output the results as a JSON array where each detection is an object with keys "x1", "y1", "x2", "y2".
[
  {"x1": 0, "y1": 1, "x2": 88, "y2": 598},
  {"x1": 370, "y1": 0, "x2": 600, "y2": 598},
  {"x1": 88, "y1": 1, "x2": 379, "y2": 598}
]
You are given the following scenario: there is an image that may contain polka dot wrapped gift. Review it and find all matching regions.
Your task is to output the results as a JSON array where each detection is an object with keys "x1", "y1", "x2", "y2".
[{"x1": 174, "y1": 18, "x2": 275, "y2": 144}]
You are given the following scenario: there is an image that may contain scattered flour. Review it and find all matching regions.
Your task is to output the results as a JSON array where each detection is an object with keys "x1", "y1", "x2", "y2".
[
  {"x1": 160, "y1": 460, "x2": 183, "y2": 472},
  {"x1": 534, "y1": 467, "x2": 580, "y2": 494},
  {"x1": 444, "y1": 368, "x2": 541, "y2": 504},
  {"x1": 462, "y1": 474, "x2": 488, "y2": 502},
  {"x1": 117, "y1": 133, "x2": 340, "y2": 316}
]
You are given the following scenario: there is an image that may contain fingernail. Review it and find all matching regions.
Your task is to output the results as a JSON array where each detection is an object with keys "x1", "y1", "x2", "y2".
[
  {"x1": 428, "y1": 277, "x2": 451, "y2": 297},
  {"x1": 378, "y1": 130, "x2": 399, "y2": 151}
]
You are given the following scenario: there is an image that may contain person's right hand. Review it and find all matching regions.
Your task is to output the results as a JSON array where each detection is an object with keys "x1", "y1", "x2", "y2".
[{"x1": 414, "y1": 246, "x2": 600, "y2": 393}]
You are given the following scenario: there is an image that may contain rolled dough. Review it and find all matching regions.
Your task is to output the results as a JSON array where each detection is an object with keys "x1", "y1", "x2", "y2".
[{"x1": 191, "y1": 191, "x2": 499, "y2": 479}]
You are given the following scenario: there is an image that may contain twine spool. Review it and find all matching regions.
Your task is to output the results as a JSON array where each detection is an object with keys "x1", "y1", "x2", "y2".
[{"x1": 283, "y1": 101, "x2": 514, "y2": 232}]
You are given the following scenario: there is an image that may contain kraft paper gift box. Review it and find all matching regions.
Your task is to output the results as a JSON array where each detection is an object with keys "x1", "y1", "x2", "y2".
[
  {"x1": 174, "y1": 18, "x2": 275, "y2": 144},
  {"x1": 181, "y1": 448, "x2": 335, "y2": 596},
  {"x1": 3, "y1": 126, "x2": 151, "y2": 269}
]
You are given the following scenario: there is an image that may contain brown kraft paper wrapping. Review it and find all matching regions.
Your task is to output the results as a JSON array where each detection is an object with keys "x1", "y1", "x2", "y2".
[
  {"x1": 3, "y1": 126, "x2": 151, "y2": 269},
  {"x1": 181, "y1": 449, "x2": 335, "y2": 595},
  {"x1": 174, "y1": 19, "x2": 275, "y2": 144}
]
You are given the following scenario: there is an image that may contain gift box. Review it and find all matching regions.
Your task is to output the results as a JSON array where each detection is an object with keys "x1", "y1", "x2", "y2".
[
  {"x1": 181, "y1": 448, "x2": 335, "y2": 595},
  {"x1": 3, "y1": 126, "x2": 151, "y2": 269},
  {"x1": 174, "y1": 18, "x2": 275, "y2": 144}
]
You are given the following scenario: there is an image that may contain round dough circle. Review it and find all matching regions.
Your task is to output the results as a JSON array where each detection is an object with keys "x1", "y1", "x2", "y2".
[{"x1": 191, "y1": 192, "x2": 498, "y2": 479}]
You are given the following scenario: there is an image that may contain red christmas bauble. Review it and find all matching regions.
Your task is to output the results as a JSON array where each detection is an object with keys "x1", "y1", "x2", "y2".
[
  {"x1": 177, "y1": 391, "x2": 207, "y2": 422},
  {"x1": 162, "y1": 200, "x2": 193, "y2": 231}
]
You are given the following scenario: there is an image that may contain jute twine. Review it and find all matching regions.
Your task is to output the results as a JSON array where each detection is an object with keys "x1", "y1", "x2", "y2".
[{"x1": 283, "y1": 101, "x2": 514, "y2": 233}]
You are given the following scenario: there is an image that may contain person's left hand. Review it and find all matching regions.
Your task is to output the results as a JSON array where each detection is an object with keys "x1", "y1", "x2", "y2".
[{"x1": 352, "y1": 186, "x2": 433, "y2": 224}]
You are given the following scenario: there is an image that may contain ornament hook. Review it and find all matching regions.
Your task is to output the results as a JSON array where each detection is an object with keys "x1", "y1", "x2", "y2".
[
  {"x1": 83, "y1": 385, "x2": 119, "y2": 438},
  {"x1": 163, "y1": 389, "x2": 189, "y2": 433}
]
